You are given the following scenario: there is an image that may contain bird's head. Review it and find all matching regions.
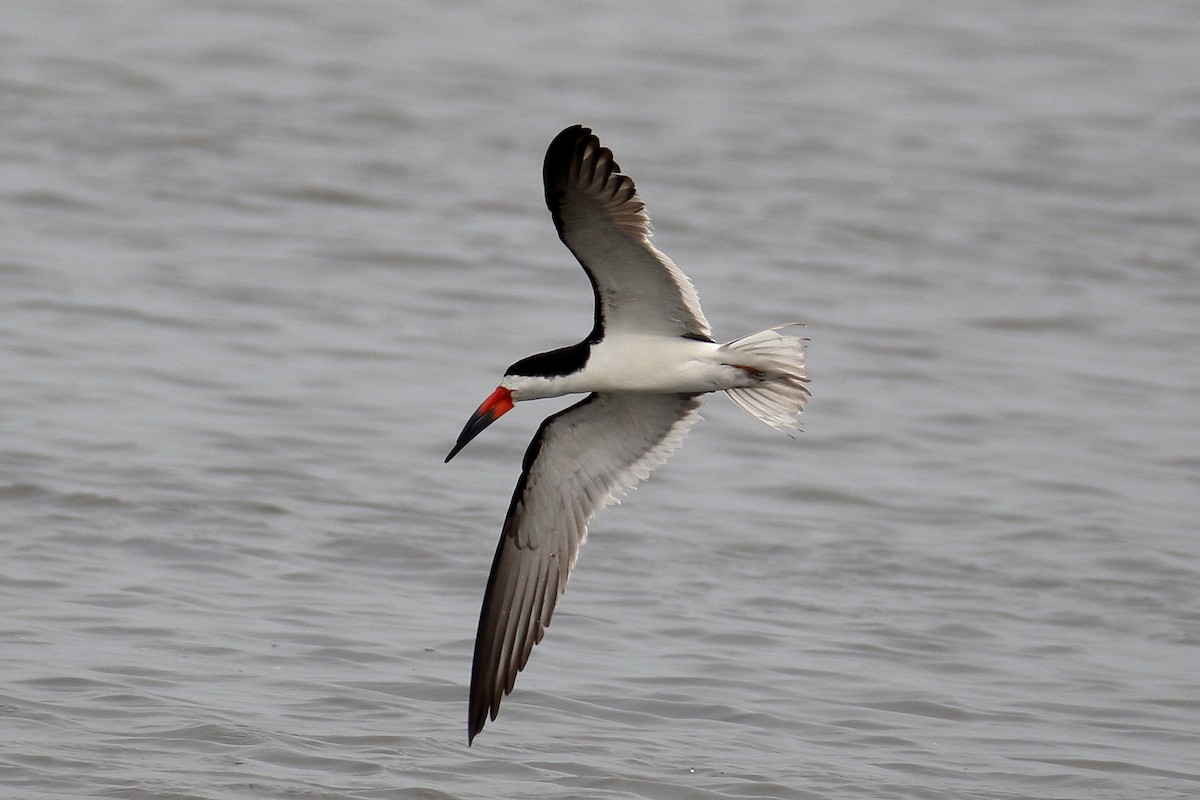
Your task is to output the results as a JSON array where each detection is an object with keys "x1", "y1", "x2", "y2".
[{"x1": 445, "y1": 349, "x2": 583, "y2": 463}]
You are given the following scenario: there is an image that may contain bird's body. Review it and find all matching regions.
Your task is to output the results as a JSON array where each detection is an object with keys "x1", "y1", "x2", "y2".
[
  {"x1": 507, "y1": 335, "x2": 753, "y2": 398},
  {"x1": 446, "y1": 125, "x2": 810, "y2": 743}
]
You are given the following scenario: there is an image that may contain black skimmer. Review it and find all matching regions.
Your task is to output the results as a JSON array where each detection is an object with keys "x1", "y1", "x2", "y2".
[{"x1": 447, "y1": 125, "x2": 810, "y2": 743}]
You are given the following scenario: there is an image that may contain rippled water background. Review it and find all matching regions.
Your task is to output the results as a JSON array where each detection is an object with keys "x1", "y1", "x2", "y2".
[{"x1": 3, "y1": 2, "x2": 1198, "y2": 798}]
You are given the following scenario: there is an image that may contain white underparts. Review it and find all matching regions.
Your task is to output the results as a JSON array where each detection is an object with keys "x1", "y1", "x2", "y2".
[{"x1": 503, "y1": 325, "x2": 810, "y2": 435}]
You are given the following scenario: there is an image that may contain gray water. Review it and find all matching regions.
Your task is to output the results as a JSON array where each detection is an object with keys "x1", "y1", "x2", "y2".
[{"x1": 2, "y1": 2, "x2": 1198, "y2": 798}]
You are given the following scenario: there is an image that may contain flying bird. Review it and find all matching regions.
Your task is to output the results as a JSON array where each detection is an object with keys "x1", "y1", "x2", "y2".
[{"x1": 446, "y1": 125, "x2": 810, "y2": 743}]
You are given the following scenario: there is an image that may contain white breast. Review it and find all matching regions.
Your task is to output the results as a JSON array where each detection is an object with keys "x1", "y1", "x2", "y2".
[{"x1": 512, "y1": 335, "x2": 753, "y2": 398}]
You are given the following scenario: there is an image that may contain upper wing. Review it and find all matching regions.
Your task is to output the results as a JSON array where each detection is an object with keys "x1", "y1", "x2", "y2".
[
  {"x1": 468, "y1": 391, "x2": 704, "y2": 742},
  {"x1": 543, "y1": 125, "x2": 712, "y2": 341}
]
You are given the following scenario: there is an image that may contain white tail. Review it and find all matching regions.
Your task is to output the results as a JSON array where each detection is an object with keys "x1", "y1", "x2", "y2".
[{"x1": 719, "y1": 324, "x2": 811, "y2": 434}]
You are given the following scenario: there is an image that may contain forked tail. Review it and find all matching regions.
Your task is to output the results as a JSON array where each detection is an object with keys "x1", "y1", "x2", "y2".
[{"x1": 719, "y1": 324, "x2": 811, "y2": 434}]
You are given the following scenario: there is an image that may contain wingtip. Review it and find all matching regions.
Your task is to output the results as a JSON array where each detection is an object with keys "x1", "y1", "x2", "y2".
[
  {"x1": 545, "y1": 124, "x2": 590, "y2": 158},
  {"x1": 467, "y1": 707, "x2": 486, "y2": 746},
  {"x1": 544, "y1": 124, "x2": 594, "y2": 194},
  {"x1": 555, "y1": 122, "x2": 589, "y2": 140},
  {"x1": 468, "y1": 681, "x2": 489, "y2": 745}
]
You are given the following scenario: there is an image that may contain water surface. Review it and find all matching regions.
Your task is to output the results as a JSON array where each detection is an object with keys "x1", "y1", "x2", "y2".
[{"x1": 2, "y1": 2, "x2": 1198, "y2": 798}]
